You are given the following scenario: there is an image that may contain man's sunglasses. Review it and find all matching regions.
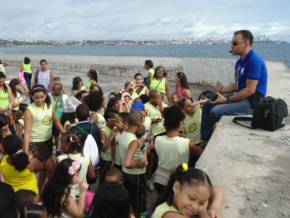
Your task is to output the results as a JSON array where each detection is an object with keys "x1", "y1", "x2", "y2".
[{"x1": 231, "y1": 41, "x2": 245, "y2": 46}]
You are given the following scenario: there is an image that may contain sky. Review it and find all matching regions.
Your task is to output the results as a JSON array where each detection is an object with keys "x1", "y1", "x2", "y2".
[{"x1": 0, "y1": 0, "x2": 289, "y2": 41}]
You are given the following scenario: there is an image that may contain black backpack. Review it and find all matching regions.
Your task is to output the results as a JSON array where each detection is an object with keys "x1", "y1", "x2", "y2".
[{"x1": 233, "y1": 96, "x2": 288, "y2": 131}]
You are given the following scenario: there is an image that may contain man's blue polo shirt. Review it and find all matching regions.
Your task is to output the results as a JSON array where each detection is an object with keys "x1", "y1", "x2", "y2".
[{"x1": 235, "y1": 49, "x2": 268, "y2": 96}]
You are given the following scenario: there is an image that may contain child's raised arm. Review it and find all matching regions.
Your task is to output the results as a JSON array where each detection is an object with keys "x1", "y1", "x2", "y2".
[{"x1": 65, "y1": 181, "x2": 88, "y2": 218}]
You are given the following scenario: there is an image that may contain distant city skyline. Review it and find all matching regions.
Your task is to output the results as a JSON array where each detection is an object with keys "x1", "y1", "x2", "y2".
[{"x1": 1, "y1": 0, "x2": 289, "y2": 42}]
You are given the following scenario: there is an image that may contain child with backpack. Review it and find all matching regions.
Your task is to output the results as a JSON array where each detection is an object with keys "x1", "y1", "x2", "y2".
[{"x1": 69, "y1": 104, "x2": 103, "y2": 172}]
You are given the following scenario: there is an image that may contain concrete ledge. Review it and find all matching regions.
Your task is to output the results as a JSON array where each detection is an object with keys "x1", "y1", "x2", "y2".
[
  {"x1": 1, "y1": 54, "x2": 235, "y2": 84},
  {"x1": 196, "y1": 62, "x2": 290, "y2": 218}
]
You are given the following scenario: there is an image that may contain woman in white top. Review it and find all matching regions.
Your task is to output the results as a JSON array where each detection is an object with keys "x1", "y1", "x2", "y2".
[
  {"x1": 33, "y1": 59, "x2": 54, "y2": 91},
  {"x1": 152, "y1": 106, "x2": 203, "y2": 195}
]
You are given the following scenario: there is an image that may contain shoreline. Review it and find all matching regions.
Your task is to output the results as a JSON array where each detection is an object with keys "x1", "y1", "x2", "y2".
[{"x1": 1, "y1": 53, "x2": 288, "y2": 68}]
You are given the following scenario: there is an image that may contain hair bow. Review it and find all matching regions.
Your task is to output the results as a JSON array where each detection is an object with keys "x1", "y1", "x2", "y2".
[
  {"x1": 68, "y1": 160, "x2": 81, "y2": 176},
  {"x1": 182, "y1": 163, "x2": 189, "y2": 172}
]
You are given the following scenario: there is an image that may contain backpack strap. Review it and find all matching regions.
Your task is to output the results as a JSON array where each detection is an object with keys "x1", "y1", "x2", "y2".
[
  {"x1": 232, "y1": 117, "x2": 255, "y2": 129},
  {"x1": 153, "y1": 78, "x2": 164, "y2": 91},
  {"x1": 75, "y1": 124, "x2": 89, "y2": 135}
]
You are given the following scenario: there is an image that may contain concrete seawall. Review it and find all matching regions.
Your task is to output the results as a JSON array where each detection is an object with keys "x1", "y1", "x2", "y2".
[{"x1": 1, "y1": 54, "x2": 236, "y2": 85}]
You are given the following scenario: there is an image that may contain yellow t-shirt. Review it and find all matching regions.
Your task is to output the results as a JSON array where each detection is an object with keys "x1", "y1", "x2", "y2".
[
  {"x1": 182, "y1": 106, "x2": 202, "y2": 144},
  {"x1": 23, "y1": 64, "x2": 32, "y2": 73},
  {"x1": 149, "y1": 77, "x2": 166, "y2": 94},
  {"x1": 86, "y1": 80, "x2": 94, "y2": 90},
  {"x1": 0, "y1": 155, "x2": 39, "y2": 194},
  {"x1": 152, "y1": 202, "x2": 178, "y2": 218},
  {"x1": 0, "y1": 89, "x2": 9, "y2": 110},
  {"x1": 28, "y1": 103, "x2": 53, "y2": 142},
  {"x1": 0, "y1": 64, "x2": 5, "y2": 74},
  {"x1": 101, "y1": 124, "x2": 113, "y2": 161},
  {"x1": 145, "y1": 102, "x2": 165, "y2": 136}
]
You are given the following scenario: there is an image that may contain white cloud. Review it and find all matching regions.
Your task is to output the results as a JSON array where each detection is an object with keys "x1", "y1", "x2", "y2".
[
  {"x1": 190, "y1": 21, "x2": 290, "y2": 41},
  {"x1": 0, "y1": 0, "x2": 289, "y2": 41}
]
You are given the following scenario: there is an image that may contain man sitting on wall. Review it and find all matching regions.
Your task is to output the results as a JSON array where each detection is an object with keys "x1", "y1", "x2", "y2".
[{"x1": 201, "y1": 30, "x2": 268, "y2": 142}]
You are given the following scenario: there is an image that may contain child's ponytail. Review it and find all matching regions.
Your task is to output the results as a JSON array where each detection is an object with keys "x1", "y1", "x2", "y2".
[
  {"x1": 2, "y1": 135, "x2": 29, "y2": 172},
  {"x1": 62, "y1": 133, "x2": 81, "y2": 152}
]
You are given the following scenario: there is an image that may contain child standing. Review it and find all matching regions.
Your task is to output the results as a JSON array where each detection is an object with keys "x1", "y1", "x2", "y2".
[
  {"x1": 84, "y1": 90, "x2": 106, "y2": 129},
  {"x1": 72, "y1": 76, "x2": 85, "y2": 96},
  {"x1": 42, "y1": 158, "x2": 88, "y2": 218},
  {"x1": 144, "y1": 59, "x2": 154, "y2": 86},
  {"x1": 23, "y1": 85, "x2": 65, "y2": 187},
  {"x1": 145, "y1": 91, "x2": 166, "y2": 137},
  {"x1": 86, "y1": 69, "x2": 98, "y2": 91},
  {"x1": 99, "y1": 111, "x2": 119, "y2": 182},
  {"x1": 20, "y1": 57, "x2": 34, "y2": 90},
  {"x1": 153, "y1": 106, "x2": 203, "y2": 194},
  {"x1": 118, "y1": 111, "x2": 147, "y2": 218},
  {"x1": 58, "y1": 133, "x2": 96, "y2": 183},
  {"x1": 152, "y1": 164, "x2": 222, "y2": 218},
  {"x1": 114, "y1": 112, "x2": 129, "y2": 170},
  {"x1": 50, "y1": 82, "x2": 68, "y2": 149}
]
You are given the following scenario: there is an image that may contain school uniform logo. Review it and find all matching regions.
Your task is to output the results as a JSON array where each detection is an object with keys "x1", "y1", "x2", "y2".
[{"x1": 240, "y1": 68, "x2": 245, "y2": 76}]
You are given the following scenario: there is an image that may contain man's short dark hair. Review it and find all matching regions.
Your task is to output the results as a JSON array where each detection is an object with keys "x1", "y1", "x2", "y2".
[
  {"x1": 234, "y1": 30, "x2": 254, "y2": 46},
  {"x1": 76, "y1": 104, "x2": 89, "y2": 121}
]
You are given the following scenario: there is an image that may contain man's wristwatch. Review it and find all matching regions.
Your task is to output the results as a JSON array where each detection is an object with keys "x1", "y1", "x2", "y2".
[{"x1": 226, "y1": 97, "x2": 233, "y2": 103}]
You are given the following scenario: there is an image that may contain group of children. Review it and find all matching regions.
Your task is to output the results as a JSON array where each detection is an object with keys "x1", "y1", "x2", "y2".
[{"x1": 0, "y1": 57, "x2": 223, "y2": 218}]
